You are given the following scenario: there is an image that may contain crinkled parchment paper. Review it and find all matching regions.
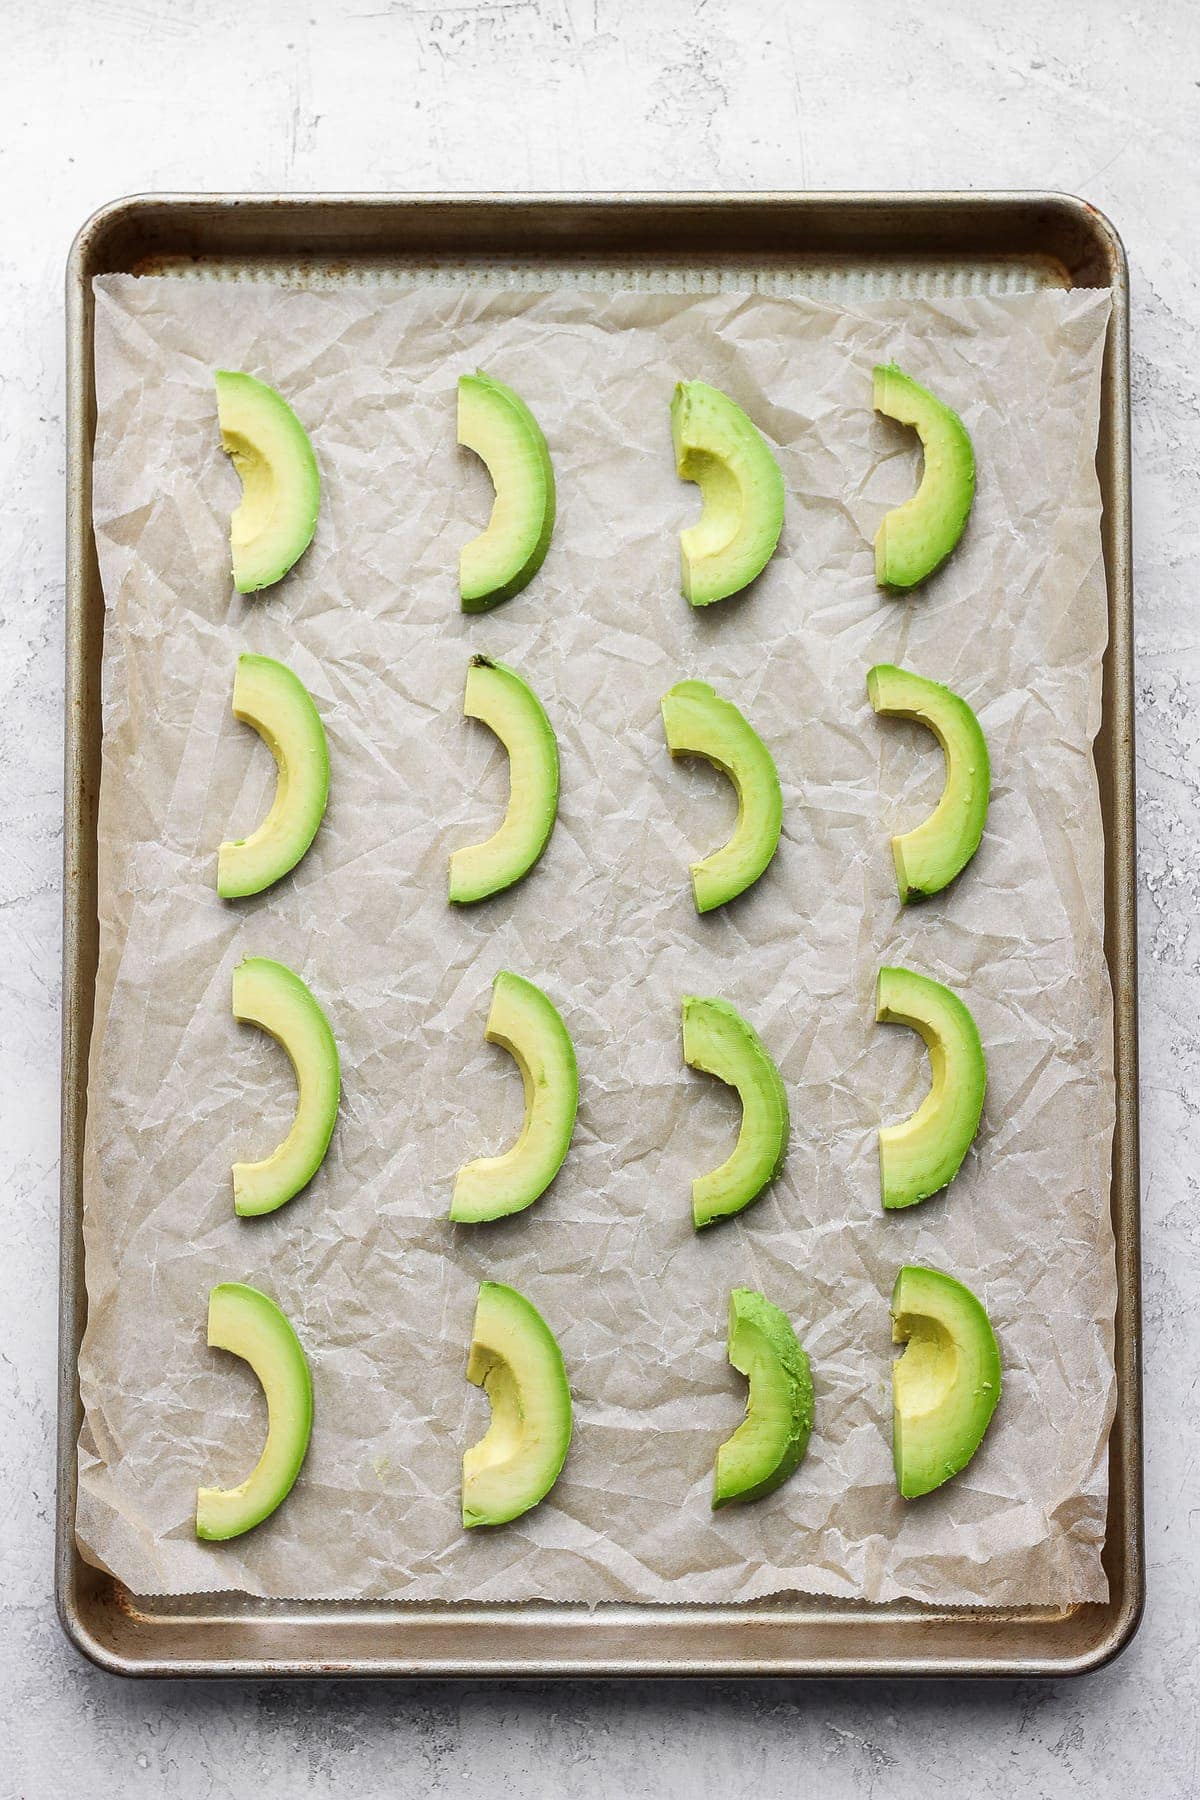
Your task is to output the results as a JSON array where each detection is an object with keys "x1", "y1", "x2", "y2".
[{"x1": 78, "y1": 274, "x2": 1115, "y2": 1606}]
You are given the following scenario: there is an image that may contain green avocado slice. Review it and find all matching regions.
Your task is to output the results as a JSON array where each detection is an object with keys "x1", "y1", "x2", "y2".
[
  {"x1": 867, "y1": 663, "x2": 990, "y2": 903},
  {"x1": 462, "y1": 1281, "x2": 572, "y2": 1527},
  {"x1": 232, "y1": 957, "x2": 340, "y2": 1217},
  {"x1": 660, "y1": 680, "x2": 783, "y2": 913},
  {"x1": 450, "y1": 971, "x2": 578, "y2": 1223},
  {"x1": 682, "y1": 996, "x2": 789, "y2": 1228},
  {"x1": 215, "y1": 371, "x2": 320, "y2": 593},
  {"x1": 713, "y1": 1288, "x2": 814, "y2": 1507},
  {"x1": 873, "y1": 363, "x2": 975, "y2": 591},
  {"x1": 891, "y1": 1265, "x2": 1001, "y2": 1499},
  {"x1": 876, "y1": 967, "x2": 985, "y2": 1210},
  {"x1": 196, "y1": 1282, "x2": 313, "y2": 1541},
  {"x1": 449, "y1": 657, "x2": 559, "y2": 904},
  {"x1": 217, "y1": 654, "x2": 330, "y2": 899},
  {"x1": 458, "y1": 372, "x2": 556, "y2": 611},
  {"x1": 671, "y1": 380, "x2": 785, "y2": 606}
]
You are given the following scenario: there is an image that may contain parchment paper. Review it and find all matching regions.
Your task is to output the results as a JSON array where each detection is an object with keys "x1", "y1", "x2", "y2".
[{"x1": 78, "y1": 273, "x2": 1116, "y2": 1606}]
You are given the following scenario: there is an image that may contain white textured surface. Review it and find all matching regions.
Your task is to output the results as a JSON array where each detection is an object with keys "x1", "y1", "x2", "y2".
[{"x1": 1, "y1": 1, "x2": 1196, "y2": 1794}]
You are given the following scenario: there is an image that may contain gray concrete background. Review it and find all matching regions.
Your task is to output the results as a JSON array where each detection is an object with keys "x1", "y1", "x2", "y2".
[{"x1": 2, "y1": 2, "x2": 1196, "y2": 1794}]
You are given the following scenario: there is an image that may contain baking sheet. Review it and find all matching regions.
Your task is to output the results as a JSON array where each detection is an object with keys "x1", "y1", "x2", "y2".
[{"x1": 77, "y1": 274, "x2": 1115, "y2": 1607}]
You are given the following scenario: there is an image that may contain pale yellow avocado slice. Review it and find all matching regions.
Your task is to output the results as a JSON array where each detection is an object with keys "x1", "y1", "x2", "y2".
[
  {"x1": 867, "y1": 664, "x2": 990, "y2": 903},
  {"x1": 462, "y1": 1281, "x2": 572, "y2": 1527},
  {"x1": 450, "y1": 971, "x2": 578, "y2": 1223},
  {"x1": 196, "y1": 1282, "x2": 313, "y2": 1541},
  {"x1": 458, "y1": 373, "x2": 556, "y2": 611},
  {"x1": 218, "y1": 654, "x2": 330, "y2": 899},
  {"x1": 876, "y1": 967, "x2": 985, "y2": 1210},
  {"x1": 215, "y1": 371, "x2": 320, "y2": 593},
  {"x1": 672, "y1": 381, "x2": 785, "y2": 605},
  {"x1": 448, "y1": 657, "x2": 559, "y2": 904},
  {"x1": 682, "y1": 996, "x2": 789, "y2": 1229},
  {"x1": 232, "y1": 957, "x2": 340, "y2": 1216},
  {"x1": 661, "y1": 680, "x2": 783, "y2": 912},
  {"x1": 873, "y1": 364, "x2": 975, "y2": 591},
  {"x1": 891, "y1": 1265, "x2": 1000, "y2": 1499}
]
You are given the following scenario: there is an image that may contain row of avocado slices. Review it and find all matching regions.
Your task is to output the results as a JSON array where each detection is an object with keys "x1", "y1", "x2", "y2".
[
  {"x1": 224, "y1": 961, "x2": 985, "y2": 1225},
  {"x1": 217, "y1": 361, "x2": 975, "y2": 607},
  {"x1": 219, "y1": 651, "x2": 990, "y2": 913},
  {"x1": 198, "y1": 1263, "x2": 1000, "y2": 1541}
]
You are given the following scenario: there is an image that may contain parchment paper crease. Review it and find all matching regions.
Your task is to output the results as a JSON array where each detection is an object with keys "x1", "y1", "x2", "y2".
[{"x1": 78, "y1": 274, "x2": 1116, "y2": 1606}]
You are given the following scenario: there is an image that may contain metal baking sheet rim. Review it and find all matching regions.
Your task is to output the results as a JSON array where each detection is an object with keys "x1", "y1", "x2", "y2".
[{"x1": 58, "y1": 191, "x2": 1141, "y2": 1679}]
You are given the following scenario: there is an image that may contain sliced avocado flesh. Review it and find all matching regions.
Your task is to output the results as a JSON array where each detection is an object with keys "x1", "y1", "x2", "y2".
[
  {"x1": 232, "y1": 957, "x2": 340, "y2": 1217},
  {"x1": 448, "y1": 657, "x2": 559, "y2": 904},
  {"x1": 671, "y1": 381, "x2": 785, "y2": 606},
  {"x1": 876, "y1": 966, "x2": 985, "y2": 1210},
  {"x1": 867, "y1": 664, "x2": 990, "y2": 903},
  {"x1": 873, "y1": 363, "x2": 975, "y2": 591},
  {"x1": 714, "y1": 1288, "x2": 814, "y2": 1508},
  {"x1": 196, "y1": 1282, "x2": 313, "y2": 1540},
  {"x1": 682, "y1": 996, "x2": 789, "y2": 1228},
  {"x1": 458, "y1": 372, "x2": 556, "y2": 611},
  {"x1": 661, "y1": 680, "x2": 782, "y2": 913},
  {"x1": 218, "y1": 654, "x2": 330, "y2": 899},
  {"x1": 215, "y1": 371, "x2": 319, "y2": 594},
  {"x1": 891, "y1": 1265, "x2": 1001, "y2": 1499},
  {"x1": 462, "y1": 1281, "x2": 572, "y2": 1527},
  {"x1": 450, "y1": 971, "x2": 578, "y2": 1223}
]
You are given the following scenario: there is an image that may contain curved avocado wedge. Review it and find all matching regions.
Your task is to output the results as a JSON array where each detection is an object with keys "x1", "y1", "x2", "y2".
[
  {"x1": 876, "y1": 967, "x2": 985, "y2": 1211},
  {"x1": 462, "y1": 1281, "x2": 572, "y2": 1527},
  {"x1": 449, "y1": 657, "x2": 559, "y2": 904},
  {"x1": 873, "y1": 363, "x2": 975, "y2": 591},
  {"x1": 682, "y1": 996, "x2": 789, "y2": 1229},
  {"x1": 458, "y1": 372, "x2": 556, "y2": 611},
  {"x1": 232, "y1": 957, "x2": 340, "y2": 1217},
  {"x1": 891, "y1": 1265, "x2": 1001, "y2": 1500},
  {"x1": 215, "y1": 371, "x2": 319, "y2": 593},
  {"x1": 867, "y1": 664, "x2": 990, "y2": 903},
  {"x1": 196, "y1": 1283, "x2": 313, "y2": 1541},
  {"x1": 218, "y1": 654, "x2": 330, "y2": 899},
  {"x1": 672, "y1": 381, "x2": 784, "y2": 606},
  {"x1": 661, "y1": 680, "x2": 782, "y2": 913},
  {"x1": 451, "y1": 971, "x2": 578, "y2": 1223},
  {"x1": 714, "y1": 1288, "x2": 814, "y2": 1508}
]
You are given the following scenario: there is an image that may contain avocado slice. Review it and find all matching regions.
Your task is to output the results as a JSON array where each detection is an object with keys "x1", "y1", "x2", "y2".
[
  {"x1": 215, "y1": 371, "x2": 319, "y2": 593},
  {"x1": 462, "y1": 1281, "x2": 572, "y2": 1527},
  {"x1": 196, "y1": 1282, "x2": 313, "y2": 1540},
  {"x1": 891, "y1": 1265, "x2": 1001, "y2": 1499},
  {"x1": 867, "y1": 663, "x2": 990, "y2": 903},
  {"x1": 671, "y1": 381, "x2": 784, "y2": 606},
  {"x1": 451, "y1": 971, "x2": 578, "y2": 1223},
  {"x1": 872, "y1": 363, "x2": 975, "y2": 591},
  {"x1": 458, "y1": 372, "x2": 556, "y2": 611},
  {"x1": 217, "y1": 653, "x2": 330, "y2": 899},
  {"x1": 682, "y1": 996, "x2": 789, "y2": 1229},
  {"x1": 713, "y1": 1289, "x2": 814, "y2": 1508},
  {"x1": 660, "y1": 680, "x2": 783, "y2": 913},
  {"x1": 232, "y1": 957, "x2": 340, "y2": 1216},
  {"x1": 876, "y1": 966, "x2": 985, "y2": 1210},
  {"x1": 449, "y1": 656, "x2": 559, "y2": 905}
]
